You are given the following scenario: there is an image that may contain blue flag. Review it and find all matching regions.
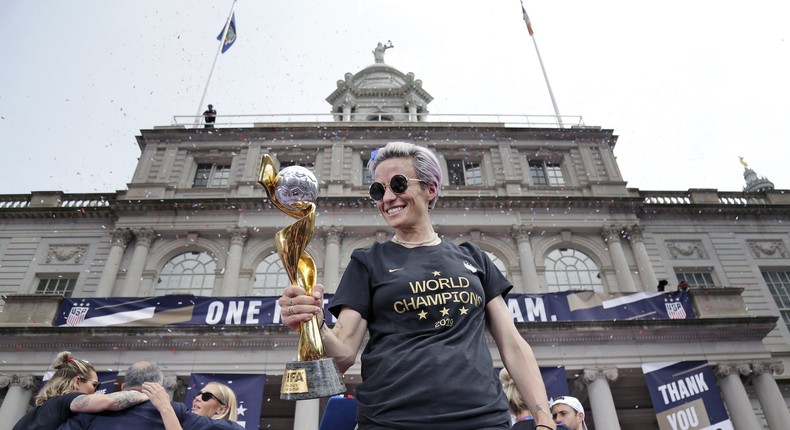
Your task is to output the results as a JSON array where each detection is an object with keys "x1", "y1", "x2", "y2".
[{"x1": 217, "y1": 13, "x2": 237, "y2": 53}]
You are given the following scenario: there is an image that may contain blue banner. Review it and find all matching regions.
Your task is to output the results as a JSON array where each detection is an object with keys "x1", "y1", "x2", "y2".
[
  {"x1": 55, "y1": 291, "x2": 694, "y2": 327},
  {"x1": 186, "y1": 373, "x2": 266, "y2": 430},
  {"x1": 642, "y1": 361, "x2": 732, "y2": 430},
  {"x1": 95, "y1": 371, "x2": 119, "y2": 394}
]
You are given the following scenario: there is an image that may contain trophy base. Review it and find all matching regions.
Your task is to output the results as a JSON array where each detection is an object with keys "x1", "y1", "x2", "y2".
[{"x1": 280, "y1": 357, "x2": 347, "y2": 400}]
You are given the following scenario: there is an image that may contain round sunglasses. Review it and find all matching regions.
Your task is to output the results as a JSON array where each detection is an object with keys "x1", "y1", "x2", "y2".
[
  {"x1": 369, "y1": 174, "x2": 425, "y2": 201},
  {"x1": 198, "y1": 391, "x2": 226, "y2": 405}
]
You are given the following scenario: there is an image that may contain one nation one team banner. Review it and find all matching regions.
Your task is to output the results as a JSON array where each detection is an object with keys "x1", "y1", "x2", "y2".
[
  {"x1": 56, "y1": 291, "x2": 694, "y2": 328},
  {"x1": 642, "y1": 361, "x2": 733, "y2": 430}
]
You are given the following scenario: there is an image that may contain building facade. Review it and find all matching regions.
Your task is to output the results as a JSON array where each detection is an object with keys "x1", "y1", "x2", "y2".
[{"x1": 0, "y1": 58, "x2": 789, "y2": 430}]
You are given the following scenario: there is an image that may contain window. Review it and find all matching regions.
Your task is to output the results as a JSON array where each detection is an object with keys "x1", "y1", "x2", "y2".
[
  {"x1": 763, "y1": 270, "x2": 790, "y2": 330},
  {"x1": 36, "y1": 275, "x2": 77, "y2": 296},
  {"x1": 447, "y1": 160, "x2": 483, "y2": 186},
  {"x1": 362, "y1": 156, "x2": 374, "y2": 185},
  {"x1": 253, "y1": 253, "x2": 289, "y2": 296},
  {"x1": 156, "y1": 252, "x2": 217, "y2": 296},
  {"x1": 485, "y1": 251, "x2": 507, "y2": 277},
  {"x1": 280, "y1": 161, "x2": 315, "y2": 170},
  {"x1": 544, "y1": 249, "x2": 603, "y2": 292},
  {"x1": 529, "y1": 161, "x2": 565, "y2": 186},
  {"x1": 675, "y1": 271, "x2": 716, "y2": 288},
  {"x1": 193, "y1": 163, "x2": 230, "y2": 188}
]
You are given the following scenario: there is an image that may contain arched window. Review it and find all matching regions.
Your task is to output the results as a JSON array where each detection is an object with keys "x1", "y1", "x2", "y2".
[
  {"x1": 485, "y1": 251, "x2": 507, "y2": 277},
  {"x1": 544, "y1": 248, "x2": 603, "y2": 292},
  {"x1": 156, "y1": 251, "x2": 217, "y2": 296},
  {"x1": 253, "y1": 253, "x2": 290, "y2": 296}
]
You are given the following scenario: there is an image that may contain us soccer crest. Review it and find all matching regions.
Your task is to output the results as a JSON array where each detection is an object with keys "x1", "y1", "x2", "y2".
[
  {"x1": 66, "y1": 302, "x2": 90, "y2": 326},
  {"x1": 665, "y1": 301, "x2": 687, "y2": 319}
]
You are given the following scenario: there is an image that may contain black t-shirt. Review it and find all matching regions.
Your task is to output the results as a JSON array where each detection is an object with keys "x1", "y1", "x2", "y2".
[
  {"x1": 330, "y1": 240, "x2": 511, "y2": 430},
  {"x1": 13, "y1": 391, "x2": 83, "y2": 430}
]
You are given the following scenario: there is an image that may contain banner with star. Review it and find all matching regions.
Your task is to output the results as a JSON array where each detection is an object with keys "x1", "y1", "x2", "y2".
[
  {"x1": 185, "y1": 373, "x2": 266, "y2": 430},
  {"x1": 54, "y1": 291, "x2": 693, "y2": 328}
]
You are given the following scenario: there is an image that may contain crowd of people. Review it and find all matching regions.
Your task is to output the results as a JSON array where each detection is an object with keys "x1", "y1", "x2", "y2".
[{"x1": 13, "y1": 352, "x2": 242, "y2": 430}]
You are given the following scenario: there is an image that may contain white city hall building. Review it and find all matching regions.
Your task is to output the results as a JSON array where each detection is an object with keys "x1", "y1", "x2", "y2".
[{"x1": 0, "y1": 56, "x2": 789, "y2": 430}]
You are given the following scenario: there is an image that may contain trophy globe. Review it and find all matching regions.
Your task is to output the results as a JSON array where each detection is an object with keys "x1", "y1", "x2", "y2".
[{"x1": 274, "y1": 166, "x2": 319, "y2": 211}]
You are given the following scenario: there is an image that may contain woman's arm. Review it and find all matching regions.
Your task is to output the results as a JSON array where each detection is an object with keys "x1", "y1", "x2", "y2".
[
  {"x1": 280, "y1": 283, "x2": 367, "y2": 373},
  {"x1": 141, "y1": 382, "x2": 182, "y2": 430},
  {"x1": 69, "y1": 390, "x2": 148, "y2": 413},
  {"x1": 486, "y1": 296, "x2": 555, "y2": 430}
]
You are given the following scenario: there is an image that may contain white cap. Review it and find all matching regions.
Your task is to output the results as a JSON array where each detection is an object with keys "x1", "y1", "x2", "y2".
[{"x1": 550, "y1": 396, "x2": 588, "y2": 430}]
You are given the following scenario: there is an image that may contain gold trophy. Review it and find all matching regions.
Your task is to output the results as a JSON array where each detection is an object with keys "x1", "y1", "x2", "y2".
[{"x1": 258, "y1": 154, "x2": 346, "y2": 400}]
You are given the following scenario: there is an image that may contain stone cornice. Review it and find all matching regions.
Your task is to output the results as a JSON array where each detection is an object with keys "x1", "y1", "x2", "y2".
[
  {"x1": 2, "y1": 193, "x2": 789, "y2": 220},
  {"x1": 510, "y1": 316, "x2": 778, "y2": 345},
  {"x1": 0, "y1": 316, "x2": 775, "y2": 352}
]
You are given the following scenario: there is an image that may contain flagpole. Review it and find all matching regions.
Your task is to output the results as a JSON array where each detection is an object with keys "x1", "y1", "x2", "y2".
[
  {"x1": 520, "y1": 1, "x2": 564, "y2": 128},
  {"x1": 530, "y1": 35, "x2": 564, "y2": 128},
  {"x1": 194, "y1": 0, "x2": 237, "y2": 128}
]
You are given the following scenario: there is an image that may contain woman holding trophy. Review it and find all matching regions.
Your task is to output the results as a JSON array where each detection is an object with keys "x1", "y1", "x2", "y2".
[{"x1": 280, "y1": 141, "x2": 555, "y2": 430}]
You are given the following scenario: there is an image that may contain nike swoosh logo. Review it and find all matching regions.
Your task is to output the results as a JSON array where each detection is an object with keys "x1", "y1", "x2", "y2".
[{"x1": 388, "y1": 268, "x2": 404, "y2": 273}]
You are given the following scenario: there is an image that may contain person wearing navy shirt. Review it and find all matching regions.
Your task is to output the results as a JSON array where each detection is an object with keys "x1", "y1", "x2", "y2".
[{"x1": 280, "y1": 141, "x2": 555, "y2": 430}]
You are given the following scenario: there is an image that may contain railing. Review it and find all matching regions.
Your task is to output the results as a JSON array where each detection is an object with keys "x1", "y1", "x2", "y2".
[
  {"x1": 169, "y1": 113, "x2": 587, "y2": 129},
  {"x1": 0, "y1": 194, "x2": 113, "y2": 209},
  {"x1": 0, "y1": 196, "x2": 31, "y2": 209},
  {"x1": 60, "y1": 196, "x2": 112, "y2": 208},
  {"x1": 641, "y1": 191, "x2": 768, "y2": 205}
]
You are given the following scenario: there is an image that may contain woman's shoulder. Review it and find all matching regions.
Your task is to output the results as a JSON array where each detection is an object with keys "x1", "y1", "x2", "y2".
[{"x1": 350, "y1": 240, "x2": 389, "y2": 257}]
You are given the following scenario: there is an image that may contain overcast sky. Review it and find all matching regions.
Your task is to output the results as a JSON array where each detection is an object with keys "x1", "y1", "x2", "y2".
[{"x1": 1, "y1": 1, "x2": 788, "y2": 195}]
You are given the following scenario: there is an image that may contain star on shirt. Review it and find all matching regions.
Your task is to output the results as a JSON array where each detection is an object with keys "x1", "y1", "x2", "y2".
[
  {"x1": 459, "y1": 307, "x2": 468, "y2": 315},
  {"x1": 433, "y1": 271, "x2": 441, "y2": 276},
  {"x1": 440, "y1": 307, "x2": 450, "y2": 316},
  {"x1": 418, "y1": 310, "x2": 427, "y2": 319}
]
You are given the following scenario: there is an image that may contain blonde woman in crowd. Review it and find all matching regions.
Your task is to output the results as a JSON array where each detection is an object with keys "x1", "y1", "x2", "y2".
[
  {"x1": 500, "y1": 368, "x2": 536, "y2": 430},
  {"x1": 13, "y1": 351, "x2": 148, "y2": 430},
  {"x1": 142, "y1": 381, "x2": 242, "y2": 430}
]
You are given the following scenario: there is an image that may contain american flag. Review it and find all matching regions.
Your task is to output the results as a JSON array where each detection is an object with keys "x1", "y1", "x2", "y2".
[{"x1": 521, "y1": 1, "x2": 534, "y2": 36}]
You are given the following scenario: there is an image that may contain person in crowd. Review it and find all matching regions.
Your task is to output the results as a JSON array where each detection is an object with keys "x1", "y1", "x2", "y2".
[
  {"x1": 657, "y1": 279, "x2": 668, "y2": 292},
  {"x1": 280, "y1": 141, "x2": 555, "y2": 429},
  {"x1": 677, "y1": 280, "x2": 690, "y2": 292},
  {"x1": 203, "y1": 104, "x2": 217, "y2": 128},
  {"x1": 550, "y1": 396, "x2": 588, "y2": 430},
  {"x1": 58, "y1": 361, "x2": 240, "y2": 430},
  {"x1": 141, "y1": 380, "x2": 241, "y2": 430},
  {"x1": 499, "y1": 368, "x2": 536, "y2": 430},
  {"x1": 13, "y1": 351, "x2": 148, "y2": 430}
]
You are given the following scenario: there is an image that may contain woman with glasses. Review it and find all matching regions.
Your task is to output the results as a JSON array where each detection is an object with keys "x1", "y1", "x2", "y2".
[
  {"x1": 13, "y1": 351, "x2": 148, "y2": 430},
  {"x1": 280, "y1": 141, "x2": 555, "y2": 430},
  {"x1": 142, "y1": 381, "x2": 242, "y2": 430}
]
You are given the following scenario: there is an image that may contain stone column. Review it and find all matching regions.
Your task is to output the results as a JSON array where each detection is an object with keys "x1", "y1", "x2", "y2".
[
  {"x1": 0, "y1": 375, "x2": 38, "y2": 430},
  {"x1": 96, "y1": 228, "x2": 133, "y2": 297},
  {"x1": 322, "y1": 226, "x2": 344, "y2": 293},
  {"x1": 510, "y1": 225, "x2": 540, "y2": 293},
  {"x1": 626, "y1": 225, "x2": 658, "y2": 291},
  {"x1": 406, "y1": 102, "x2": 418, "y2": 121},
  {"x1": 601, "y1": 226, "x2": 637, "y2": 293},
  {"x1": 715, "y1": 363, "x2": 760, "y2": 430},
  {"x1": 123, "y1": 228, "x2": 157, "y2": 295},
  {"x1": 752, "y1": 361, "x2": 790, "y2": 430},
  {"x1": 221, "y1": 227, "x2": 249, "y2": 296},
  {"x1": 583, "y1": 368, "x2": 622, "y2": 430},
  {"x1": 293, "y1": 398, "x2": 319, "y2": 430}
]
